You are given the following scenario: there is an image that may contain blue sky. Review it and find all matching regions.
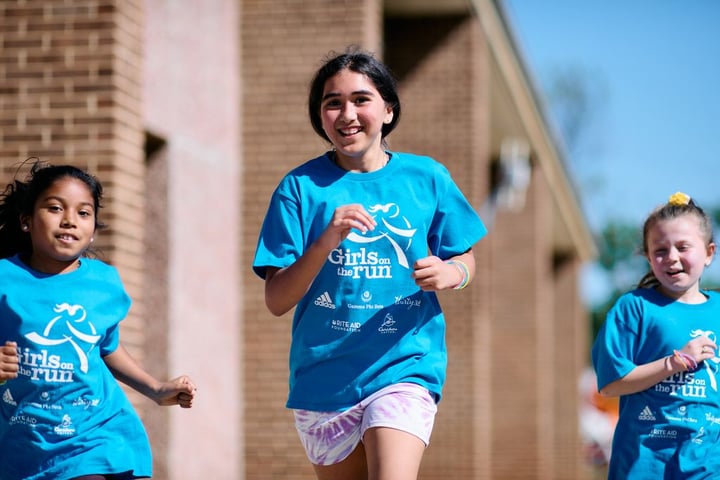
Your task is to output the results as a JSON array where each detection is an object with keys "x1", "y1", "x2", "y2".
[{"x1": 502, "y1": 0, "x2": 720, "y2": 302}]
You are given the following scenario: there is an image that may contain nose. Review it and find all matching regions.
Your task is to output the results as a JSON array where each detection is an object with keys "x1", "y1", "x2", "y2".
[
  {"x1": 339, "y1": 102, "x2": 357, "y2": 122},
  {"x1": 60, "y1": 214, "x2": 76, "y2": 227}
]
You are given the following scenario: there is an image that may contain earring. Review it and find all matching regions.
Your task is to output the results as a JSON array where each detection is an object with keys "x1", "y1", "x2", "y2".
[{"x1": 21, "y1": 224, "x2": 29, "y2": 231}]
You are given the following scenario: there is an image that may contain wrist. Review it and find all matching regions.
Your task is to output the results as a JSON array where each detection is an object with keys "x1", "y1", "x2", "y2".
[
  {"x1": 445, "y1": 259, "x2": 470, "y2": 290},
  {"x1": 671, "y1": 350, "x2": 697, "y2": 372}
]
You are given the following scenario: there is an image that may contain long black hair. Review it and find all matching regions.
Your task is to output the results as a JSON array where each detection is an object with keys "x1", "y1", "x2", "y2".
[{"x1": 0, "y1": 159, "x2": 105, "y2": 259}]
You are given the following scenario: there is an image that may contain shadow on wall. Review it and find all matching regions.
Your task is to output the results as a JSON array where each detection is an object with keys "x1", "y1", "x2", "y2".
[{"x1": 384, "y1": 15, "x2": 468, "y2": 81}]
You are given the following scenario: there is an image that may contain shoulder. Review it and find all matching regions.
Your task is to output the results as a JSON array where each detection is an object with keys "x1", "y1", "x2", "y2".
[
  {"x1": 81, "y1": 258, "x2": 124, "y2": 282},
  {"x1": 618, "y1": 288, "x2": 654, "y2": 304},
  {"x1": 705, "y1": 289, "x2": 720, "y2": 300},
  {"x1": 388, "y1": 151, "x2": 455, "y2": 187},
  {"x1": 390, "y1": 151, "x2": 447, "y2": 171},
  {"x1": 0, "y1": 255, "x2": 25, "y2": 276},
  {"x1": 284, "y1": 153, "x2": 334, "y2": 179},
  {"x1": 606, "y1": 289, "x2": 652, "y2": 321},
  {"x1": 272, "y1": 153, "x2": 338, "y2": 194}
]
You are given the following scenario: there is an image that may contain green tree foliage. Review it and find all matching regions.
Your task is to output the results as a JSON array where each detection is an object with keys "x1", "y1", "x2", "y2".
[{"x1": 589, "y1": 221, "x2": 644, "y2": 340}]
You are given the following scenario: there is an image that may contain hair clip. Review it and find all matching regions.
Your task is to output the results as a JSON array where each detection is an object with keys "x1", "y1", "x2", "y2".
[{"x1": 668, "y1": 192, "x2": 691, "y2": 206}]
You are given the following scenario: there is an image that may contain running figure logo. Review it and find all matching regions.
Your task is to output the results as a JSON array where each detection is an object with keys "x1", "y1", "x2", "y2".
[
  {"x1": 691, "y1": 329, "x2": 720, "y2": 390},
  {"x1": 24, "y1": 303, "x2": 101, "y2": 373},
  {"x1": 347, "y1": 203, "x2": 417, "y2": 268}
]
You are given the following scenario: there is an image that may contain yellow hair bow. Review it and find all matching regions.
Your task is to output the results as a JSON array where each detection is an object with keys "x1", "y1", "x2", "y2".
[{"x1": 668, "y1": 192, "x2": 691, "y2": 206}]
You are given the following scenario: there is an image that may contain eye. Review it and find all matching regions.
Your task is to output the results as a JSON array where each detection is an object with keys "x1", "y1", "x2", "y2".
[
  {"x1": 47, "y1": 204, "x2": 62, "y2": 213},
  {"x1": 79, "y1": 209, "x2": 93, "y2": 217},
  {"x1": 353, "y1": 96, "x2": 370, "y2": 105},
  {"x1": 322, "y1": 98, "x2": 341, "y2": 109}
]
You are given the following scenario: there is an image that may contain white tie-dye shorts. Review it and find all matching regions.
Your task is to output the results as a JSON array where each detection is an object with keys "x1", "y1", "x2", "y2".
[{"x1": 293, "y1": 382, "x2": 438, "y2": 465}]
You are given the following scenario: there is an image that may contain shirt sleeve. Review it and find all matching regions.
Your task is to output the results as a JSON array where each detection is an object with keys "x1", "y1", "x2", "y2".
[
  {"x1": 253, "y1": 177, "x2": 304, "y2": 279},
  {"x1": 591, "y1": 292, "x2": 644, "y2": 391},
  {"x1": 427, "y1": 164, "x2": 487, "y2": 258}
]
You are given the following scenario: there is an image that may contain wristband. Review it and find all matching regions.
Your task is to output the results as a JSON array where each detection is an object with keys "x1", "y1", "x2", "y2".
[
  {"x1": 673, "y1": 350, "x2": 698, "y2": 371},
  {"x1": 445, "y1": 260, "x2": 470, "y2": 290}
]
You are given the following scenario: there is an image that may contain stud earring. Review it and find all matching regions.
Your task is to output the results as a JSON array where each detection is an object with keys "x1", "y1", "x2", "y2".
[{"x1": 21, "y1": 224, "x2": 29, "y2": 231}]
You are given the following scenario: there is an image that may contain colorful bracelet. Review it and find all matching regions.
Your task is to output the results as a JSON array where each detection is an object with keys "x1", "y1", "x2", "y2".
[
  {"x1": 673, "y1": 350, "x2": 698, "y2": 371},
  {"x1": 445, "y1": 260, "x2": 470, "y2": 290}
]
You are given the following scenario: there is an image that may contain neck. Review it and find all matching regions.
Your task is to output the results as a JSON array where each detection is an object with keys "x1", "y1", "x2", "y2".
[{"x1": 333, "y1": 148, "x2": 388, "y2": 173}]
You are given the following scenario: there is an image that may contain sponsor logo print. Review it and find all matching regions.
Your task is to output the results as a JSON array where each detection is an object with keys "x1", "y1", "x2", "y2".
[
  {"x1": 638, "y1": 405, "x2": 656, "y2": 421},
  {"x1": 314, "y1": 292, "x2": 336, "y2": 309},
  {"x1": 2, "y1": 388, "x2": 16, "y2": 406},
  {"x1": 378, "y1": 314, "x2": 397, "y2": 334},
  {"x1": 53, "y1": 414, "x2": 75, "y2": 436}
]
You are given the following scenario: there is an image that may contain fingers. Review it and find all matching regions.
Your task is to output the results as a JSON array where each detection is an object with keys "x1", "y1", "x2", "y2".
[
  {"x1": 0, "y1": 342, "x2": 19, "y2": 382},
  {"x1": 331, "y1": 204, "x2": 376, "y2": 234},
  {"x1": 412, "y1": 256, "x2": 459, "y2": 291},
  {"x1": 699, "y1": 342, "x2": 717, "y2": 357},
  {"x1": 170, "y1": 375, "x2": 197, "y2": 408},
  {"x1": 684, "y1": 338, "x2": 717, "y2": 362},
  {"x1": 177, "y1": 391, "x2": 195, "y2": 409},
  {"x1": 175, "y1": 375, "x2": 197, "y2": 394}
]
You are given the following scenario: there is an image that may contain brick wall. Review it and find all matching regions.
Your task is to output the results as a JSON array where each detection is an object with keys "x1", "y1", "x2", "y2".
[
  {"x1": 388, "y1": 15, "x2": 493, "y2": 478},
  {"x1": 241, "y1": 0, "x2": 382, "y2": 478},
  {"x1": 0, "y1": 0, "x2": 146, "y2": 361}
]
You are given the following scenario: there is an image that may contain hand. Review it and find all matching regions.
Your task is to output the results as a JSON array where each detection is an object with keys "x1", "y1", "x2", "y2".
[
  {"x1": 0, "y1": 341, "x2": 19, "y2": 383},
  {"x1": 680, "y1": 337, "x2": 718, "y2": 364},
  {"x1": 317, "y1": 204, "x2": 376, "y2": 250},
  {"x1": 154, "y1": 375, "x2": 197, "y2": 408},
  {"x1": 412, "y1": 256, "x2": 462, "y2": 291}
]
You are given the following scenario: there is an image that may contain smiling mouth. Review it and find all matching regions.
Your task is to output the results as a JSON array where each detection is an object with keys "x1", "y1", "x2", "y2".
[
  {"x1": 339, "y1": 126, "x2": 362, "y2": 136},
  {"x1": 56, "y1": 234, "x2": 78, "y2": 242}
]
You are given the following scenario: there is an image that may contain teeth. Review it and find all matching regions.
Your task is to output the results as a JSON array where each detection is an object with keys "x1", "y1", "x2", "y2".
[{"x1": 340, "y1": 127, "x2": 361, "y2": 135}]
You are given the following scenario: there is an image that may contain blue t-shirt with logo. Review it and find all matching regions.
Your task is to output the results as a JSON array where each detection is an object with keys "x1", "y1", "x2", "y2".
[
  {"x1": 592, "y1": 288, "x2": 720, "y2": 479},
  {"x1": 0, "y1": 255, "x2": 151, "y2": 480},
  {"x1": 253, "y1": 151, "x2": 487, "y2": 411}
]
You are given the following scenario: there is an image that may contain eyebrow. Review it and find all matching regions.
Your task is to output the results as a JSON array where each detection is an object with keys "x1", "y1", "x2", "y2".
[
  {"x1": 321, "y1": 89, "x2": 376, "y2": 102},
  {"x1": 42, "y1": 195, "x2": 95, "y2": 209}
]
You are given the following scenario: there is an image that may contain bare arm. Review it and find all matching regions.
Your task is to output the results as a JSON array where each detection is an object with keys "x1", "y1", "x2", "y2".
[
  {"x1": 599, "y1": 337, "x2": 717, "y2": 397},
  {"x1": 103, "y1": 344, "x2": 196, "y2": 408},
  {"x1": 264, "y1": 204, "x2": 377, "y2": 316}
]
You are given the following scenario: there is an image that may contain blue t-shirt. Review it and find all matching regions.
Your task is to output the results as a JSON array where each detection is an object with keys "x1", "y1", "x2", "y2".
[
  {"x1": 592, "y1": 288, "x2": 720, "y2": 479},
  {"x1": 253, "y1": 151, "x2": 487, "y2": 411},
  {"x1": 0, "y1": 255, "x2": 152, "y2": 480}
]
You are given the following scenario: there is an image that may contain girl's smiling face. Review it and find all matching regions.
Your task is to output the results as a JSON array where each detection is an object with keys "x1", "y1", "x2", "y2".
[
  {"x1": 320, "y1": 69, "x2": 394, "y2": 169},
  {"x1": 22, "y1": 176, "x2": 97, "y2": 274},
  {"x1": 646, "y1": 215, "x2": 715, "y2": 302}
]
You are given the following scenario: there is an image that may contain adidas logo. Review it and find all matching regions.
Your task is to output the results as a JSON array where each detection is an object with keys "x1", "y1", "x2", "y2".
[
  {"x1": 638, "y1": 405, "x2": 656, "y2": 421},
  {"x1": 314, "y1": 291, "x2": 336, "y2": 309},
  {"x1": 2, "y1": 388, "x2": 17, "y2": 406}
]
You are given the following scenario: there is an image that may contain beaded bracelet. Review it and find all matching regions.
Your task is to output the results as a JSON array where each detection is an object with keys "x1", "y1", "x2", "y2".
[{"x1": 445, "y1": 260, "x2": 470, "y2": 290}]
